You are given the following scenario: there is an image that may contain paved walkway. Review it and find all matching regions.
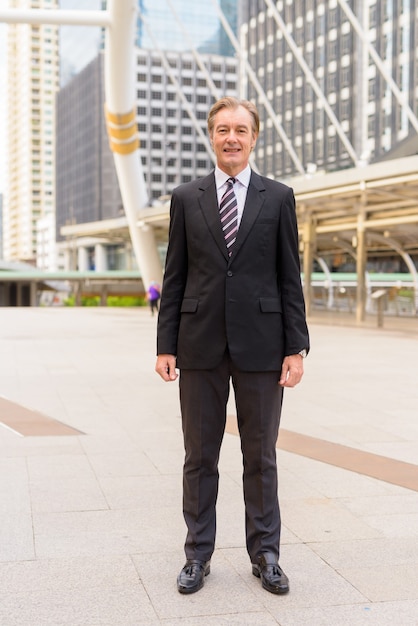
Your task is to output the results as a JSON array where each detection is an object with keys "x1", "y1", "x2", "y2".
[{"x1": 0, "y1": 307, "x2": 417, "y2": 625}]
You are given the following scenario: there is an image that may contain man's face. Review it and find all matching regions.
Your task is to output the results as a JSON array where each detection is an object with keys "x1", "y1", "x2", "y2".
[{"x1": 210, "y1": 105, "x2": 257, "y2": 176}]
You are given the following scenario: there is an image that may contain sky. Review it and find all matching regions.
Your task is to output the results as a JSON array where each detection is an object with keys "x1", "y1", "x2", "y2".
[{"x1": 0, "y1": 0, "x2": 102, "y2": 196}]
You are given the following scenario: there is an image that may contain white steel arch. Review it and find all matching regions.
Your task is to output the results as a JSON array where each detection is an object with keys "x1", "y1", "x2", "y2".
[
  {"x1": 368, "y1": 233, "x2": 418, "y2": 315},
  {"x1": 0, "y1": 0, "x2": 163, "y2": 291}
]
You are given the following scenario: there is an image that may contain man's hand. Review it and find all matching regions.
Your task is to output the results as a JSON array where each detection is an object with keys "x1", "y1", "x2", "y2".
[
  {"x1": 155, "y1": 354, "x2": 178, "y2": 382},
  {"x1": 279, "y1": 354, "x2": 304, "y2": 388}
]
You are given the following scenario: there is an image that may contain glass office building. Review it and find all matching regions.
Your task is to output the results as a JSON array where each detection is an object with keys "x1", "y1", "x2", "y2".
[
  {"x1": 104, "y1": 0, "x2": 236, "y2": 56},
  {"x1": 137, "y1": 0, "x2": 236, "y2": 56}
]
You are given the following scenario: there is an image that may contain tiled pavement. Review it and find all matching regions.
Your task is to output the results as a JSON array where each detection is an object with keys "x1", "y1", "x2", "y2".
[{"x1": 0, "y1": 307, "x2": 417, "y2": 625}]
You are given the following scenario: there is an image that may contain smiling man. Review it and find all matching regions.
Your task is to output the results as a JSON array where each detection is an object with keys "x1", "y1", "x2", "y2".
[{"x1": 156, "y1": 97, "x2": 309, "y2": 596}]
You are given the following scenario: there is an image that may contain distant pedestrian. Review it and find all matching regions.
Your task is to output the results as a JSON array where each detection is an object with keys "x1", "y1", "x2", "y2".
[{"x1": 147, "y1": 281, "x2": 161, "y2": 316}]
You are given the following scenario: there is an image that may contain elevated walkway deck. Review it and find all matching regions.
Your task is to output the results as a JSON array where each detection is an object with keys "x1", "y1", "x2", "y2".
[{"x1": 0, "y1": 308, "x2": 417, "y2": 624}]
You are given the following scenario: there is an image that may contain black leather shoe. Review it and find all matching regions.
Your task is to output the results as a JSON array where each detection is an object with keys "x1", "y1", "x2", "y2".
[
  {"x1": 177, "y1": 559, "x2": 210, "y2": 594},
  {"x1": 252, "y1": 553, "x2": 289, "y2": 595}
]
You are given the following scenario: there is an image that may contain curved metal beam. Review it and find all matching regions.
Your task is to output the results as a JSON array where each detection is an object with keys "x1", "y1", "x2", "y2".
[
  {"x1": 368, "y1": 233, "x2": 417, "y2": 314},
  {"x1": 0, "y1": 8, "x2": 110, "y2": 26}
]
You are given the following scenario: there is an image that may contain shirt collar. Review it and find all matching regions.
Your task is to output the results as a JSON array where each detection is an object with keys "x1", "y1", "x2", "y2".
[{"x1": 215, "y1": 165, "x2": 251, "y2": 190}]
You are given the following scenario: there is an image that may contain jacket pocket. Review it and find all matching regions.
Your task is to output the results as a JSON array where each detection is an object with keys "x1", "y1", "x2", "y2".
[
  {"x1": 259, "y1": 297, "x2": 282, "y2": 313},
  {"x1": 181, "y1": 298, "x2": 198, "y2": 313}
]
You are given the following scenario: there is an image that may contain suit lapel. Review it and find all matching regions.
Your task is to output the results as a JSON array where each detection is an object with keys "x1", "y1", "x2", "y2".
[{"x1": 198, "y1": 172, "x2": 229, "y2": 260}]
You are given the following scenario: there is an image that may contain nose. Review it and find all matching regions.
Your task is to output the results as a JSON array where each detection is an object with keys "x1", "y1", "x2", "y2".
[{"x1": 226, "y1": 130, "x2": 238, "y2": 141}]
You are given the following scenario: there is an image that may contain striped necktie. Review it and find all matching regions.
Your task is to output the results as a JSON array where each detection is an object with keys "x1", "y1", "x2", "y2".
[{"x1": 219, "y1": 177, "x2": 238, "y2": 256}]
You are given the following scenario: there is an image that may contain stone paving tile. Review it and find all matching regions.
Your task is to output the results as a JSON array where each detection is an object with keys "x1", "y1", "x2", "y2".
[
  {"x1": 0, "y1": 308, "x2": 417, "y2": 624},
  {"x1": 87, "y1": 451, "x2": 161, "y2": 478},
  {"x1": 340, "y1": 493, "x2": 418, "y2": 516},
  {"x1": 33, "y1": 507, "x2": 185, "y2": 559},
  {"x1": 98, "y1": 473, "x2": 182, "y2": 510},
  {"x1": 274, "y1": 601, "x2": 418, "y2": 626},
  {"x1": 309, "y1": 537, "x2": 418, "y2": 569},
  {"x1": 362, "y1": 512, "x2": 418, "y2": 537},
  {"x1": 222, "y1": 544, "x2": 367, "y2": 611},
  {"x1": 0, "y1": 587, "x2": 158, "y2": 626},
  {"x1": 0, "y1": 458, "x2": 31, "y2": 514},
  {"x1": 281, "y1": 497, "x2": 382, "y2": 543},
  {"x1": 0, "y1": 513, "x2": 35, "y2": 563},
  {"x1": 0, "y1": 557, "x2": 159, "y2": 624},
  {"x1": 338, "y1": 564, "x2": 418, "y2": 602},
  {"x1": 132, "y1": 550, "x2": 266, "y2": 621}
]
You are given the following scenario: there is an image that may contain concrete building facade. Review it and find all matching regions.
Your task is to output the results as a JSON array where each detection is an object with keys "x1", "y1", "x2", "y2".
[
  {"x1": 4, "y1": 0, "x2": 59, "y2": 265},
  {"x1": 239, "y1": 0, "x2": 418, "y2": 179}
]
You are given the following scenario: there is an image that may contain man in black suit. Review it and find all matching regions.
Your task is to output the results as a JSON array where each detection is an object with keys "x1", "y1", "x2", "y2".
[{"x1": 156, "y1": 97, "x2": 309, "y2": 595}]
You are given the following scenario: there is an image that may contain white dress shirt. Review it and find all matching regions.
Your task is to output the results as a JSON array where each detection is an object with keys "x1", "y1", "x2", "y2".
[{"x1": 215, "y1": 165, "x2": 251, "y2": 228}]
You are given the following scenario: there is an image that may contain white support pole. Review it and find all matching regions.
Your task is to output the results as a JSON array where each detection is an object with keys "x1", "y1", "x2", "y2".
[
  {"x1": 315, "y1": 256, "x2": 334, "y2": 309},
  {"x1": 104, "y1": 0, "x2": 163, "y2": 290},
  {"x1": 94, "y1": 243, "x2": 107, "y2": 272},
  {"x1": 77, "y1": 246, "x2": 89, "y2": 272}
]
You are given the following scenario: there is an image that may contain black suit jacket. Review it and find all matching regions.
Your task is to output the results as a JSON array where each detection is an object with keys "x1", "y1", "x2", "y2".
[{"x1": 157, "y1": 170, "x2": 309, "y2": 371}]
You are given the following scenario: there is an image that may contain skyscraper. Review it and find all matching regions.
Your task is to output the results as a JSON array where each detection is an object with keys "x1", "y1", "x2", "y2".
[
  {"x1": 239, "y1": 0, "x2": 418, "y2": 179},
  {"x1": 5, "y1": 0, "x2": 59, "y2": 264}
]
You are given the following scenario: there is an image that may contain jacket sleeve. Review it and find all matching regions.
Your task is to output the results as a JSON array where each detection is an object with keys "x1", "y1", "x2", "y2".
[
  {"x1": 278, "y1": 188, "x2": 310, "y2": 356},
  {"x1": 156, "y1": 191, "x2": 188, "y2": 356}
]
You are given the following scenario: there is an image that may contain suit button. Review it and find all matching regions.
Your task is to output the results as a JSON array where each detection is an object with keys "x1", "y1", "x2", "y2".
[{"x1": 227, "y1": 270, "x2": 233, "y2": 277}]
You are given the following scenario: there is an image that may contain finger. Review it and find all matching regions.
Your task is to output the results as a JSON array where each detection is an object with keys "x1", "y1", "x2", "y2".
[
  {"x1": 167, "y1": 362, "x2": 178, "y2": 381},
  {"x1": 279, "y1": 366, "x2": 289, "y2": 386}
]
